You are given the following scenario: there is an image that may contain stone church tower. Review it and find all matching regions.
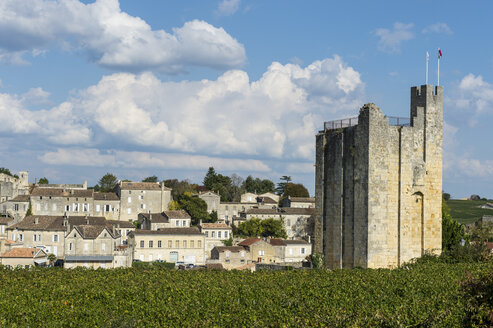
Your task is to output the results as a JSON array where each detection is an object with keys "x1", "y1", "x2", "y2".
[{"x1": 314, "y1": 85, "x2": 442, "y2": 269}]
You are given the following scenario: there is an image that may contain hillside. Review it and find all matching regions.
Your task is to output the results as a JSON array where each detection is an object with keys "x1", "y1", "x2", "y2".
[{"x1": 446, "y1": 199, "x2": 493, "y2": 224}]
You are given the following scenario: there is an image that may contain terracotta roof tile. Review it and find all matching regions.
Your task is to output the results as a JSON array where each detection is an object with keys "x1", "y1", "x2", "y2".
[
  {"x1": 7, "y1": 195, "x2": 29, "y2": 202},
  {"x1": 269, "y1": 239, "x2": 286, "y2": 246},
  {"x1": 238, "y1": 237, "x2": 261, "y2": 247},
  {"x1": 200, "y1": 223, "x2": 231, "y2": 229},
  {"x1": 214, "y1": 246, "x2": 245, "y2": 253},
  {"x1": 1, "y1": 247, "x2": 46, "y2": 258},
  {"x1": 9, "y1": 215, "x2": 107, "y2": 231},
  {"x1": 0, "y1": 217, "x2": 13, "y2": 224}
]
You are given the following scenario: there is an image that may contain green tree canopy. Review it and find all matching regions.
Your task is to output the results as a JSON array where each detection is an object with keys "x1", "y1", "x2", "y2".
[
  {"x1": 163, "y1": 179, "x2": 197, "y2": 201},
  {"x1": 98, "y1": 173, "x2": 118, "y2": 192},
  {"x1": 236, "y1": 217, "x2": 287, "y2": 239},
  {"x1": 142, "y1": 176, "x2": 158, "y2": 183},
  {"x1": 283, "y1": 183, "x2": 309, "y2": 198},
  {"x1": 275, "y1": 176, "x2": 292, "y2": 195},
  {"x1": 243, "y1": 176, "x2": 275, "y2": 194},
  {"x1": 0, "y1": 167, "x2": 18, "y2": 179},
  {"x1": 178, "y1": 194, "x2": 215, "y2": 225},
  {"x1": 38, "y1": 177, "x2": 49, "y2": 184},
  {"x1": 202, "y1": 167, "x2": 233, "y2": 202},
  {"x1": 442, "y1": 198, "x2": 466, "y2": 251}
]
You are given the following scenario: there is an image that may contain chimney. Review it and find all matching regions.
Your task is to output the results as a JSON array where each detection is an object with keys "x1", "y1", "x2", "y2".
[
  {"x1": 83, "y1": 180, "x2": 87, "y2": 189},
  {"x1": 85, "y1": 215, "x2": 89, "y2": 225},
  {"x1": 308, "y1": 235, "x2": 311, "y2": 244},
  {"x1": 70, "y1": 190, "x2": 74, "y2": 195},
  {"x1": 112, "y1": 225, "x2": 116, "y2": 236},
  {"x1": 34, "y1": 217, "x2": 38, "y2": 225},
  {"x1": 199, "y1": 219, "x2": 202, "y2": 226}
]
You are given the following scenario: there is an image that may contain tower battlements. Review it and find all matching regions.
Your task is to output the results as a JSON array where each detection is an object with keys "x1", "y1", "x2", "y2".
[{"x1": 314, "y1": 85, "x2": 443, "y2": 269}]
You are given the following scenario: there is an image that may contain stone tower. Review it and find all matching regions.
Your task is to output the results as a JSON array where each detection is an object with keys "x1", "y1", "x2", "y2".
[{"x1": 314, "y1": 85, "x2": 442, "y2": 269}]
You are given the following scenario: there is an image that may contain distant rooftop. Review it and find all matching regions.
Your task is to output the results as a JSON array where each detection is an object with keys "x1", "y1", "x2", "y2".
[{"x1": 324, "y1": 116, "x2": 410, "y2": 131}]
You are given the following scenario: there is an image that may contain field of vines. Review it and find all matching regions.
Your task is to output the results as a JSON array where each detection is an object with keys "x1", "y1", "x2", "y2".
[{"x1": 0, "y1": 262, "x2": 491, "y2": 327}]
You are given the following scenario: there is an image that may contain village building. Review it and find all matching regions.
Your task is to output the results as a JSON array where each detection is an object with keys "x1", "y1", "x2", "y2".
[
  {"x1": 198, "y1": 191, "x2": 221, "y2": 213},
  {"x1": 64, "y1": 224, "x2": 124, "y2": 269},
  {"x1": 198, "y1": 222, "x2": 232, "y2": 259},
  {"x1": 0, "y1": 171, "x2": 29, "y2": 203},
  {"x1": 116, "y1": 181, "x2": 171, "y2": 222},
  {"x1": 282, "y1": 196, "x2": 315, "y2": 208},
  {"x1": 210, "y1": 246, "x2": 248, "y2": 269},
  {"x1": 0, "y1": 247, "x2": 48, "y2": 268},
  {"x1": 237, "y1": 237, "x2": 275, "y2": 263},
  {"x1": 138, "y1": 210, "x2": 191, "y2": 230},
  {"x1": 128, "y1": 227, "x2": 205, "y2": 265},
  {"x1": 270, "y1": 239, "x2": 311, "y2": 264}
]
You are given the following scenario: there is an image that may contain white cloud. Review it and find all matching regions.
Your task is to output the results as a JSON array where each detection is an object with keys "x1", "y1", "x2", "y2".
[
  {"x1": 422, "y1": 23, "x2": 452, "y2": 34},
  {"x1": 39, "y1": 148, "x2": 271, "y2": 172},
  {"x1": 454, "y1": 74, "x2": 493, "y2": 125},
  {"x1": 0, "y1": 0, "x2": 246, "y2": 73},
  {"x1": 216, "y1": 0, "x2": 240, "y2": 16},
  {"x1": 21, "y1": 87, "x2": 51, "y2": 106},
  {"x1": 0, "y1": 92, "x2": 90, "y2": 144},
  {"x1": 375, "y1": 22, "x2": 414, "y2": 53},
  {"x1": 2, "y1": 56, "x2": 363, "y2": 163}
]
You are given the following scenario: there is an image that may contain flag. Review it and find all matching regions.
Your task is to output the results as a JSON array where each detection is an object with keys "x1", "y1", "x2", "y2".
[{"x1": 438, "y1": 48, "x2": 442, "y2": 58}]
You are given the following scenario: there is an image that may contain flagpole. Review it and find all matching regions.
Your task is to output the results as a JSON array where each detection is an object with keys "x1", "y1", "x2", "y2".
[
  {"x1": 437, "y1": 48, "x2": 440, "y2": 86},
  {"x1": 425, "y1": 51, "x2": 430, "y2": 84}
]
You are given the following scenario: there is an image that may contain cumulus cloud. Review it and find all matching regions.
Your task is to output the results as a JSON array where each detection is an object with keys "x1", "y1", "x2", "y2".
[
  {"x1": 0, "y1": 0, "x2": 246, "y2": 73},
  {"x1": 216, "y1": 0, "x2": 240, "y2": 16},
  {"x1": 375, "y1": 22, "x2": 414, "y2": 53},
  {"x1": 2, "y1": 56, "x2": 364, "y2": 164},
  {"x1": 39, "y1": 148, "x2": 271, "y2": 172},
  {"x1": 422, "y1": 23, "x2": 452, "y2": 34},
  {"x1": 454, "y1": 74, "x2": 493, "y2": 125},
  {"x1": 0, "y1": 92, "x2": 90, "y2": 144}
]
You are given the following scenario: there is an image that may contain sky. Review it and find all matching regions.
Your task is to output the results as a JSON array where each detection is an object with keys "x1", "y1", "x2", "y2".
[{"x1": 1, "y1": 0, "x2": 493, "y2": 199}]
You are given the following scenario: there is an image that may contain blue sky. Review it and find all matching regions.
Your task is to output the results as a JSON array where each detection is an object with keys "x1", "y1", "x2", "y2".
[{"x1": 1, "y1": 0, "x2": 493, "y2": 199}]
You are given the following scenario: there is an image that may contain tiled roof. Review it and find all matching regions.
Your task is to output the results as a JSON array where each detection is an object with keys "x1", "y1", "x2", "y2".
[
  {"x1": 93, "y1": 192, "x2": 120, "y2": 201},
  {"x1": 139, "y1": 213, "x2": 169, "y2": 223},
  {"x1": 280, "y1": 208, "x2": 314, "y2": 216},
  {"x1": 284, "y1": 239, "x2": 311, "y2": 245},
  {"x1": 163, "y1": 210, "x2": 191, "y2": 220},
  {"x1": 214, "y1": 246, "x2": 245, "y2": 253},
  {"x1": 200, "y1": 223, "x2": 230, "y2": 229},
  {"x1": 132, "y1": 227, "x2": 202, "y2": 235},
  {"x1": 106, "y1": 220, "x2": 135, "y2": 228},
  {"x1": 245, "y1": 208, "x2": 279, "y2": 215},
  {"x1": 260, "y1": 197, "x2": 277, "y2": 204},
  {"x1": 119, "y1": 182, "x2": 170, "y2": 191},
  {"x1": 1, "y1": 247, "x2": 46, "y2": 258},
  {"x1": 269, "y1": 239, "x2": 287, "y2": 246},
  {"x1": 238, "y1": 237, "x2": 261, "y2": 246},
  {"x1": 73, "y1": 225, "x2": 117, "y2": 239},
  {"x1": 288, "y1": 197, "x2": 315, "y2": 203},
  {"x1": 9, "y1": 215, "x2": 107, "y2": 231},
  {"x1": 30, "y1": 188, "x2": 93, "y2": 198},
  {"x1": 7, "y1": 195, "x2": 29, "y2": 202},
  {"x1": 0, "y1": 217, "x2": 13, "y2": 225}
]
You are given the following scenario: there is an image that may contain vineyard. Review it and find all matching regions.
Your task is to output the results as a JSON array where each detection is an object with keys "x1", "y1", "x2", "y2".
[{"x1": 0, "y1": 263, "x2": 491, "y2": 327}]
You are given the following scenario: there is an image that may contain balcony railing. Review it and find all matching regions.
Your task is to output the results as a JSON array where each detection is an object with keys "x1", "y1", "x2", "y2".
[{"x1": 324, "y1": 116, "x2": 410, "y2": 131}]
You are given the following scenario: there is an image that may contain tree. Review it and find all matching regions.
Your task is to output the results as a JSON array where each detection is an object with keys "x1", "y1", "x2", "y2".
[
  {"x1": 222, "y1": 237, "x2": 233, "y2": 246},
  {"x1": 442, "y1": 192, "x2": 451, "y2": 201},
  {"x1": 283, "y1": 183, "x2": 309, "y2": 198},
  {"x1": 275, "y1": 176, "x2": 292, "y2": 195},
  {"x1": 442, "y1": 198, "x2": 466, "y2": 251},
  {"x1": 98, "y1": 173, "x2": 118, "y2": 192},
  {"x1": 38, "y1": 177, "x2": 49, "y2": 184},
  {"x1": 202, "y1": 167, "x2": 233, "y2": 201},
  {"x1": 163, "y1": 179, "x2": 196, "y2": 201},
  {"x1": 25, "y1": 203, "x2": 33, "y2": 217},
  {"x1": 48, "y1": 254, "x2": 57, "y2": 266},
  {"x1": 237, "y1": 217, "x2": 287, "y2": 238},
  {"x1": 261, "y1": 218, "x2": 287, "y2": 239},
  {"x1": 242, "y1": 176, "x2": 275, "y2": 194},
  {"x1": 0, "y1": 167, "x2": 13, "y2": 176},
  {"x1": 177, "y1": 194, "x2": 213, "y2": 225},
  {"x1": 203, "y1": 167, "x2": 217, "y2": 190},
  {"x1": 142, "y1": 176, "x2": 158, "y2": 183}
]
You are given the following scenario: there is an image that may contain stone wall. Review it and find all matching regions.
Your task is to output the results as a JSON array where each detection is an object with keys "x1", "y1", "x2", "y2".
[{"x1": 315, "y1": 85, "x2": 442, "y2": 269}]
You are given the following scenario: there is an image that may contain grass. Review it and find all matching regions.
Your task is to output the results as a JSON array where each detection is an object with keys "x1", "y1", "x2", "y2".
[{"x1": 446, "y1": 199, "x2": 493, "y2": 224}]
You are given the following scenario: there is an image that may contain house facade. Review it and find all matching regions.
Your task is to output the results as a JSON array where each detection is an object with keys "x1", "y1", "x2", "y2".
[
  {"x1": 138, "y1": 210, "x2": 191, "y2": 230},
  {"x1": 128, "y1": 227, "x2": 205, "y2": 265},
  {"x1": 198, "y1": 222, "x2": 232, "y2": 259},
  {"x1": 210, "y1": 246, "x2": 248, "y2": 269},
  {"x1": 116, "y1": 182, "x2": 171, "y2": 222}
]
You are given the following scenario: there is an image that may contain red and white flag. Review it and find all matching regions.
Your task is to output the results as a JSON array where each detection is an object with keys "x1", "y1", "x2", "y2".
[{"x1": 438, "y1": 48, "x2": 442, "y2": 58}]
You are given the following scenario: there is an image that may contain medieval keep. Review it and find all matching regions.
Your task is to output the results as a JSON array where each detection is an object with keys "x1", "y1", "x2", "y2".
[{"x1": 314, "y1": 85, "x2": 443, "y2": 269}]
